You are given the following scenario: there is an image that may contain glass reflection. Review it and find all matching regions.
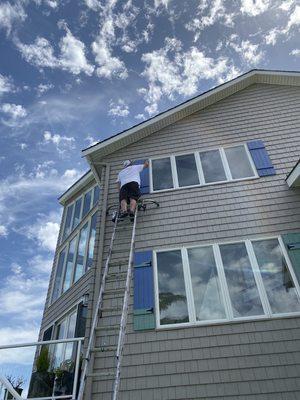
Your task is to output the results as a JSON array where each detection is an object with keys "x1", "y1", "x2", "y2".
[
  {"x1": 87, "y1": 212, "x2": 97, "y2": 269},
  {"x1": 175, "y1": 154, "x2": 199, "y2": 187},
  {"x1": 92, "y1": 186, "x2": 100, "y2": 207},
  {"x1": 224, "y1": 145, "x2": 255, "y2": 179},
  {"x1": 73, "y1": 223, "x2": 88, "y2": 283},
  {"x1": 152, "y1": 158, "x2": 173, "y2": 190},
  {"x1": 72, "y1": 198, "x2": 82, "y2": 230},
  {"x1": 188, "y1": 246, "x2": 226, "y2": 321},
  {"x1": 52, "y1": 249, "x2": 66, "y2": 302},
  {"x1": 63, "y1": 237, "x2": 76, "y2": 293},
  {"x1": 62, "y1": 204, "x2": 74, "y2": 240},
  {"x1": 82, "y1": 190, "x2": 92, "y2": 218},
  {"x1": 220, "y1": 242, "x2": 264, "y2": 317},
  {"x1": 200, "y1": 149, "x2": 227, "y2": 183},
  {"x1": 157, "y1": 250, "x2": 189, "y2": 325},
  {"x1": 252, "y1": 239, "x2": 300, "y2": 314}
]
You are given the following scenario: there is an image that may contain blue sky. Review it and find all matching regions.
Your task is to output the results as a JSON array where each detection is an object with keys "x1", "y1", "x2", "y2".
[{"x1": 0, "y1": 0, "x2": 299, "y2": 373}]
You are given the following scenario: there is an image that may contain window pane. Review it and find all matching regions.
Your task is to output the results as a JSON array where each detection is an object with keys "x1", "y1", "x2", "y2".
[
  {"x1": 63, "y1": 236, "x2": 77, "y2": 293},
  {"x1": 157, "y1": 250, "x2": 189, "y2": 325},
  {"x1": 52, "y1": 249, "x2": 66, "y2": 302},
  {"x1": 224, "y1": 145, "x2": 255, "y2": 179},
  {"x1": 65, "y1": 312, "x2": 77, "y2": 361},
  {"x1": 188, "y1": 246, "x2": 226, "y2": 321},
  {"x1": 72, "y1": 197, "x2": 82, "y2": 230},
  {"x1": 200, "y1": 149, "x2": 227, "y2": 183},
  {"x1": 93, "y1": 186, "x2": 100, "y2": 207},
  {"x1": 219, "y1": 242, "x2": 264, "y2": 318},
  {"x1": 62, "y1": 204, "x2": 74, "y2": 241},
  {"x1": 252, "y1": 239, "x2": 300, "y2": 314},
  {"x1": 87, "y1": 212, "x2": 98, "y2": 269},
  {"x1": 175, "y1": 154, "x2": 199, "y2": 187},
  {"x1": 152, "y1": 158, "x2": 173, "y2": 191},
  {"x1": 53, "y1": 319, "x2": 67, "y2": 367},
  {"x1": 82, "y1": 190, "x2": 92, "y2": 217},
  {"x1": 74, "y1": 223, "x2": 89, "y2": 283}
]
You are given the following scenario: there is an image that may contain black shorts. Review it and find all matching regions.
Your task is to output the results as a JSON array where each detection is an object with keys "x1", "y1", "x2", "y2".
[{"x1": 119, "y1": 182, "x2": 141, "y2": 203}]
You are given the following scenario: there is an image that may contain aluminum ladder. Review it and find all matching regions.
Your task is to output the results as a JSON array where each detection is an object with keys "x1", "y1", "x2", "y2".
[{"x1": 77, "y1": 208, "x2": 138, "y2": 400}]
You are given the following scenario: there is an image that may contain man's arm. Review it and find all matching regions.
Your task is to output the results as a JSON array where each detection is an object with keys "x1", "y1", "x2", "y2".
[{"x1": 143, "y1": 160, "x2": 149, "y2": 169}]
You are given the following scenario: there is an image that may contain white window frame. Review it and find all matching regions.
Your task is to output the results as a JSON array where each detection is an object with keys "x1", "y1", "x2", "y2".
[
  {"x1": 149, "y1": 143, "x2": 258, "y2": 193},
  {"x1": 153, "y1": 235, "x2": 300, "y2": 329}
]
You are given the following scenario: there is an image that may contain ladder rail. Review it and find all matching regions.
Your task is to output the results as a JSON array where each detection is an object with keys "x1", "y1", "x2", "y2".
[
  {"x1": 77, "y1": 217, "x2": 119, "y2": 400},
  {"x1": 112, "y1": 208, "x2": 138, "y2": 400}
]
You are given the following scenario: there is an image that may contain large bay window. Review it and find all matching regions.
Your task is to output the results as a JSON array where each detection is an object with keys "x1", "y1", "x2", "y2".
[
  {"x1": 150, "y1": 144, "x2": 257, "y2": 192},
  {"x1": 154, "y1": 237, "x2": 300, "y2": 328}
]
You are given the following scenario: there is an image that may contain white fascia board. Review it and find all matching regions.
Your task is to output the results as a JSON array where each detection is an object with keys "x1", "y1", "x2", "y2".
[
  {"x1": 286, "y1": 161, "x2": 300, "y2": 188},
  {"x1": 58, "y1": 170, "x2": 95, "y2": 205}
]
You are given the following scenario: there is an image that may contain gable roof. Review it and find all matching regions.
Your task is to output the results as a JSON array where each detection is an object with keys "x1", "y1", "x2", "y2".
[{"x1": 82, "y1": 69, "x2": 300, "y2": 174}]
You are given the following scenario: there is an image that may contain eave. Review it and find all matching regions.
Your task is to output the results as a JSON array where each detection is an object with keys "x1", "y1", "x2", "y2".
[
  {"x1": 286, "y1": 160, "x2": 300, "y2": 188},
  {"x1": 58, "y1": 170, "x2": 94, "y2": 205}
]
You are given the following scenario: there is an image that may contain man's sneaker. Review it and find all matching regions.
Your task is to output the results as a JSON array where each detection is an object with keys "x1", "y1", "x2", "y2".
[
  {"x1": 129, "y1": 212, "x2": 135, "y2": 222},
  {"x1": 111, "y1": 211, "x2": 118, "y2": 223},
  {"x1": 118, "y1": 211, "x2": 128, "y2": 221}
]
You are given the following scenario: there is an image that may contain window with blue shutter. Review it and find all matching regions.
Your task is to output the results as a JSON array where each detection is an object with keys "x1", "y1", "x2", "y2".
[
  {"x1": 133, "y1": 160, "x2": 150, "y2": 194},
  {"x1": 247, "y1": 140, "x2": 276, "y2": 176},
  {"x1": 133, "y1": 250, "x2": 155, "y2": 330}
]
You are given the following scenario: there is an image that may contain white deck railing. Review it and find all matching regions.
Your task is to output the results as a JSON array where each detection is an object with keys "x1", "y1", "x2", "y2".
[{"x1": 0, "y1": 338, "x2": 84, "y2": 400}]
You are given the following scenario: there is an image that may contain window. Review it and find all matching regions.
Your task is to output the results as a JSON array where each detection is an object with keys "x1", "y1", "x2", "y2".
[
  {"x1": 154, "y1": 237, "x2": 300, "y2": 328},
  {"x1": 51, "y1": 211, "x2": 99, "y2": 303},
  {"x1": 61, "y1": 184, "x2": 100, "y2": 243},
  {"x1": 150, "y1": 144, "x2": 257, "y2": 192}
]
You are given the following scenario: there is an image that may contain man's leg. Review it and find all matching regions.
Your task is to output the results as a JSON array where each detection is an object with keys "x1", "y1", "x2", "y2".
[
  {"x1": 129, "y1": 198, "x2": 137, "y2": 214},
  {"x1": 120, "y1": 199, "x2": 128, "y2": 213}
]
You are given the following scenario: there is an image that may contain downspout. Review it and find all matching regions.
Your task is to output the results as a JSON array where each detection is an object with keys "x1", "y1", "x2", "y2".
[{"x1": 83, "y1": 156, "x2": 111, "y2": 399}]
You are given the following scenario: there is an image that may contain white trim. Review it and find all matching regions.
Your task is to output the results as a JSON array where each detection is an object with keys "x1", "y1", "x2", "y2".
[
  {"x1": 59, "y1": 170, "x2": 95, "y2": 205},
  {"x1": 153, "y1": 235, "x2": 300, "y2": 330},
  {"x1": 286, "y1": 161, "x2": 300, "y2": 187},
  {"x1": 150, "y1": 142, "x2": 258, "y2": 193}
]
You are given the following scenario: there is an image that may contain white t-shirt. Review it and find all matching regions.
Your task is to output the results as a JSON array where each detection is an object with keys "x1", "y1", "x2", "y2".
[{"x1": 117, "y1": 164, "x2": 144, "y2": 188}]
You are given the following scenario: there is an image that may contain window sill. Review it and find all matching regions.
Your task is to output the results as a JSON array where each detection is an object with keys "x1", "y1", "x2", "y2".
[
  {"x1": 155, "y1": 311, "x2": 300, "y2": 331},
  {"x1": 150, "y1": 175, "x2": 260, "y2": 195}
]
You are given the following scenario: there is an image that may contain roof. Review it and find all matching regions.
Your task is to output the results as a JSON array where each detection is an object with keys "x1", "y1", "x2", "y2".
[
  {"x1": 58, "y1": 170, "x2": 94, "y2": 205},
  {"x1": 82, "y1": 69, "x2": 300, "y2": 167}
]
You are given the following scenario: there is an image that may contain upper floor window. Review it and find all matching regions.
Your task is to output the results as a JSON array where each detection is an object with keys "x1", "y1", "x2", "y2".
[
  {"x1": 51, "y1": 211, "x2": 98, "y2": 303},
  {"x1": 61, "y1": 185, "x2": 100, "y2": 243},
  {"x1": 154, "y1": 237, "x2": 300, "y2": 328},
  {"x1": 150, "y1": 144, "x2": 257, "y2": 192}
]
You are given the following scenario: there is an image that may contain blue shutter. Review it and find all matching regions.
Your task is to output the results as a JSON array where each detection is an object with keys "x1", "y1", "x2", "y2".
[
  {"x1": 133, "y1": 159, "x2": 150, "y2": 194},
  {"x1": 133, "y1": 250, "x2": 155, "y2": 330},
  {"x1": 247, "y1": 140, "x2": 276, "y2": 176}
]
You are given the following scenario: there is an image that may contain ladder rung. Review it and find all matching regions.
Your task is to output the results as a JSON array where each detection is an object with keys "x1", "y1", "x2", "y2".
[
  {"x1": 108, "y1": 261, "x2": 127, "y2": 267},
  {"x1": 87, "y1": 371, "x2": 115, "y2": 378},
  {"x1": 107, "y1": 271, "x2": 127, "y2": 278},
  {"x1": 95, "y1": 324, "x2": 120, "y2": 331},
  {"x1": 101, "y1": 306, "x2": 122, "y2": 312},
  {"x1": 92, "y1": 346, "x2": 116, "y2": 352}
]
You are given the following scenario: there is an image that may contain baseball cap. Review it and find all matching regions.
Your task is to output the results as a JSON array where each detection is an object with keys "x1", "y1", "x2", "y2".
[{"x1": 123, "y1": 160, "x2": 132, "y2": 168}]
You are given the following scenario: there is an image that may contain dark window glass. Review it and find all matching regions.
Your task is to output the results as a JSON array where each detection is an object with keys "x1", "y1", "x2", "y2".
[
  {"x1": 73, "y1": 223, "x2": 89, "y2": 283},
  {"x1": 157, "y1": 250, "x2": 189, "y2": 325},
  {"x1": 252, "y1": 239, "x2": 300, "y2": 314},
  {"x1": 224, "y1": 145, "x2": 255, "y2": 179},
  {"x1": 62, "y1": 204, "x2": 74, "y2": 241},
  {"x1": 188, "y1": 246, "x2": 226, "y2": 321},
  {"x1": 86, "y1": 212, "x2": 98, "y2": 270},
  {"x1": 219, "y1": 242, "x2": 264, "y2": 318},
  {"x1": 175, "y1": 154, "x2": 199, "y2": 187},
  {"x1": 72, "y1": 198, "x2": 82, "y2": 230},
  {"x1": 152, "y1": 158, "x2": 173, "y2": 190},
  {"x1": 63, "y1": 236, "x2": 77, "y2": 293},
  {"x1": 200, "y1": 149, "x2": 227, "y2": 183},
  {"x1": 75, "y1": 303, "x2": 88, "y2": 337},
  {"x1": 93, "y1": 186, "x2": 100, "y2": 207},
  {"x1": 52, "y1": 249, "x2": 66, "y2": 302},
  {"x1": 82, "y1": 190, "x2": 92, "y2": 217}
]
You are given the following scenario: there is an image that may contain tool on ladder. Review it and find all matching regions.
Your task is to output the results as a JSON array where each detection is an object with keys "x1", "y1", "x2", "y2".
[{"x1": 78, "y1": 199, "x2": 159, "y2": 400}]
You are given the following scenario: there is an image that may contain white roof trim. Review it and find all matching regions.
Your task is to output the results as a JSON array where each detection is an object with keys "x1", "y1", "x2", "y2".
[
  {"x1": 82, "y1": 69, "x2": 300, "y2": 162},
  {"x1": 286, "y1": 161, "x2": 300, "y2": 188},
  {"x1": 58, "y1": 170, "x2": 95, "y2": 205}
]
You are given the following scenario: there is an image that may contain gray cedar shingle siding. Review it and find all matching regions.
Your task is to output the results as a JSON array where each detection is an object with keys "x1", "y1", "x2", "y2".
[{"x1": 88, "y1": 83, "x2": 300, "y2": 399}]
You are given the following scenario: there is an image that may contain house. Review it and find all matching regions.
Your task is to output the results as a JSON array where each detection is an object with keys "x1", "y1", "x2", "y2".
[{"x1": 36, "y1": 69, "x2": 300, "y2": 400}]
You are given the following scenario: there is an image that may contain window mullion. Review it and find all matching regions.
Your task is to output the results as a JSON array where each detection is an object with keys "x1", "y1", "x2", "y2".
[
  {"x1": 213, "y1": 244, "x2": 233, "y2": 320},
  {"x1": 245, "y1": 240, "x2": 271, "y2": 317},
  {"x1": 79, "y1": 194, "x2": 84, "y2": 222},
  {"x1": 149, "y1": 159, "x2": 154, "y2": 193},
  {"x1": 152, "y1": 251, "x2": 161, "y2": 328},
  {"x1": 244, "y1": 143, "x2": 258, "y2": 177},
  {"x1": 220, "y1": 147, "x2": 232, "y2": 181},
  {"x1": 278, "y1": 236, "x2": 300, "y2": 300},
  {"x1": 171, "y1": 156, "x2": 179, "y2": 188},
  {"x1": 181, "y1": 248, "x2": 196, "y2": 323},
  {"x1": 195, "y1": 152, "x2": 205, "y2": 185}
]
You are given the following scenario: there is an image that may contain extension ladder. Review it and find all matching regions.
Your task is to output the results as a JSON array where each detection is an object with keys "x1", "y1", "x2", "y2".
[{"x1": 77, "y1": 207, "x2": 137, "y2": 400}]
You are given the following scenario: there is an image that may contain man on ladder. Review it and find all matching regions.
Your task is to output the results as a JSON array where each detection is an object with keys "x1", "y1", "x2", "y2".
[{"x1": 113, "y1": 159, "x2": 149, "y2": 222}]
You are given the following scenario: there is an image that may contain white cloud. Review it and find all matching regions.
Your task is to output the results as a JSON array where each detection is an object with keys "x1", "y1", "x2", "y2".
[
  {"x1": 19, "y1": 143, "x2": 28, "y2": 150},
  {"x1": 279, "y1": 0, "x2": 294, "y2": 11},
  {"x1": 15, "y1": 27, "x2": 94, "y2": 76},
  {"x1": 154, "y1": 0, "x2": 170, "y2": 8},
  {"x1": 286, "y1": 5, "x2": 300, "y2": 31},
  {"x1": 28, "y1": 254, "x2": 53, "y2": 274},
  {"x1": 43, "y1": 130, "x2": 76, "y2": 154},
  {"x1": 139, "y1": 37, "x2": 238, "y2": 115},
  {"x1": 84, "y1": 0, "x2": 101, "y2": 10},
  {"x1": 229, "y1": 38, "x2": 264, "y2": 65},
  {"x1": 0, "y1": 224, "x2": 8, "y2": 237},
  {"x1": 1, "y1": 103, "x2": 27, "y2": 119},
  {"x1": 92, "y1": 1, "x2": 128, "y2": 79},
  {"x1": 108, "y1": 99, "x2": 130, "y2": 117},
  {"x1": 36, "y1": 83, "x2": 54, "y2": 94},
  {"x1": 290, "y1": 48, "x2": 300, "y2": 56},
  {"x1": 85, "y1": 135, "x2": 98, "y2": 146},
  {"x1": 0, "y1": 1, "x2": 26, "y2": 35},
  {"x1": 0, "y1": 73, "x2": 14, "y2": 95},
  {"x1": 241, "y1": 0, "x2": 270, "y2": 16},
  {"x1": 265, "y1": 28, "x2": 281, "y2": 45}
]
